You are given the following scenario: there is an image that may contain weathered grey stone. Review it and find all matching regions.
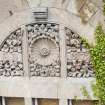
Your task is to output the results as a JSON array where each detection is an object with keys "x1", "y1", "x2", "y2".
[{"x1": 0, "y1": 0, "x2": 103, "y2": 102}]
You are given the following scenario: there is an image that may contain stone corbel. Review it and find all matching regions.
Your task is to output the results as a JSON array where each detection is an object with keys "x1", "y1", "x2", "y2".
[{"x1": 33, "y1": 7, "x2": 48, "y2": 22}]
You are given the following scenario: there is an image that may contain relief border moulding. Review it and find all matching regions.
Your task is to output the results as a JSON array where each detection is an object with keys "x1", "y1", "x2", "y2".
[{"x1": 27, "y1": 22, "x2": 61, "y2": 77}]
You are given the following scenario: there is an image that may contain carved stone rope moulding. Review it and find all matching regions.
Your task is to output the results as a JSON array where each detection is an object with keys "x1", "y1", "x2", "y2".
[
  {"x1": 65, "y1": 27, "x2": 95, "y2": 78},
  {"x1": 27, "y1": 23, "x2": 61, "y2": 77},
  {"x1": 0, "y1": 28, "x2": 24, "y2": 77}
]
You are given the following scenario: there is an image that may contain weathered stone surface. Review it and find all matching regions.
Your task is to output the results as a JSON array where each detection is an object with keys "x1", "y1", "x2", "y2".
[
  {"x1": 76, "y1": 0, "x2": 97, "y2": 24},
  {"x1": 0, "y1": 0, "x2": 29, "y2": 23},
  {"x1": 0, "y1": 77, "x2": 95, "y2": 99},
  {"x1": 0, "y1": 0, "x2": 102, "y2": 101},
  {"x1": 89, "y1": 9, "x2": 105, "y2": 28},
  {"x1": 91, "y1": 0, "x2": 103, "y2": 9}
]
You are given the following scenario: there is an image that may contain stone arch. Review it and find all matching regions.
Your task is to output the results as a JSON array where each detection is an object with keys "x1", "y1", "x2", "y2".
[
  {"x1": 0, "y1": 7, "x2": 95, "y2": 78},
  {"x1": 0, "y1": 7, "x2": 95, "y2": 45}
]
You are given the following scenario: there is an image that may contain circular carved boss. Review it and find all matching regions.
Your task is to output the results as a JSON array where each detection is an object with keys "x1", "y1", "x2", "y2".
[{"x1": 30, "y1": 36, "x2": 59, "y2": 66}]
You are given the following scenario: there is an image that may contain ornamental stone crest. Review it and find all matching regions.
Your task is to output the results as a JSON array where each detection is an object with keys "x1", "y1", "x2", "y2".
[
  {"x1": 27, "y1": 23, "x2": 60, "y2": 77},
  {"x1": 65, "y1": 27, "x2": 94, "y2": 78},
  {"x1": 0, "y1": 29, "x2": 24, "y2": 76}
]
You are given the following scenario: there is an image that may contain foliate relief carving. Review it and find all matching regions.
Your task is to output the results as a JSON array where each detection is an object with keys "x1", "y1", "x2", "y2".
[
  {"x1": 27, "y1": 23, "x2": 60, "y2": 77},
  {"x1": 66, "y1": 28, "x2": 94, "y2": 78},
  {"x1": 0, "y1": 29, "x2": 22, "y2": 53},
  {"x1": 0, "y1": 29, "x2": 24, "y2": 76},
  {"x1": 0, "y1": 60, "x2": 23, "y2": 76}
]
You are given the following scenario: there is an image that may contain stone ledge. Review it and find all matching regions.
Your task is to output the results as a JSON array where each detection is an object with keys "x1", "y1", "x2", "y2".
[{"x1": 0, "y1": 77, "x2": 96, "y2": 99}]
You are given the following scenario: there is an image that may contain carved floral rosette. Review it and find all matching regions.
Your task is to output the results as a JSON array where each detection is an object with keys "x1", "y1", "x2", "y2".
[
  {"x1": 27, "y1": 23, "x2": 61, "y2": 77},
  {"x1": 65, "y1": 27, "x2": 95, "y2": 78},
  {"x1": 0, "y1": 29, "x2": 24, "y2": 77}
]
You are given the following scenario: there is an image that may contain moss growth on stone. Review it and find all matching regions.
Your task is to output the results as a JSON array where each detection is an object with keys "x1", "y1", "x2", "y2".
[
  {"x1": 81, "y1": 25, "x2": 105, "y2": 105},
  {"x1": 81, "y1": 86, "x2": 91, "y2": 99},
  {"x1": 90, "y1": 25, "x2": 105, "y2": 105}
]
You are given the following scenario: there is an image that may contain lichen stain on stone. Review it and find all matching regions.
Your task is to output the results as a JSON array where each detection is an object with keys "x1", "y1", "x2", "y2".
[
  {"x1": 61, "y1": 0, "x2": 66, "y2": 4},
  {"x1": 76, "y1": 0, "x2": 97, "y2": 24},
  {"x1": 76, "y1": 0, "x2": 88, "y2": 24}
]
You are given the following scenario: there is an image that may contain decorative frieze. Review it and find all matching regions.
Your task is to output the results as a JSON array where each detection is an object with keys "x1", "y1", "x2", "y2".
[
  {"x1": 0, "y1": 29, "x2": 24, "y2": 77},
  {"x1": 65, "y1": 27, "x2": 94, "y2": 78},
  {"x1": 27, "y1": 23, "x2": 60, "y2": 77}
]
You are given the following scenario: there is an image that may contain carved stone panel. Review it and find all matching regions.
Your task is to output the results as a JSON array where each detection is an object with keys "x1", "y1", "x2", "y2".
[
  {"x1": 27, "y1": 23, "x2": 60, "y2": 77},
  {"x1": 65, "y1": 27, "x2": 94, "y2": 78},
  {"x1": 0, "y1": 28, "x2": 24, "y2": 77}
]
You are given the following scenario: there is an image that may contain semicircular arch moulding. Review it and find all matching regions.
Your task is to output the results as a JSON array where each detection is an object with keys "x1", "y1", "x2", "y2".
[
  {"x1": 65, "y1": 27, "x2": 95, "y2": 78},
  {"x1": 0, "y1": 28, "x2": 24, "y2": 77},
  {"x1": 27, "y1": 23, "x2": 61, "y2": 77}
]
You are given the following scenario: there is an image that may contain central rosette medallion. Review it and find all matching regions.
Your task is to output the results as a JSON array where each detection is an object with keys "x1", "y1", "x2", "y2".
[
  {"x1": 40, "y1": 46, "x2": 50, "y2": 57},
  {"x1": 31, "y1": 38, "x2": 59, "y2": 66}
]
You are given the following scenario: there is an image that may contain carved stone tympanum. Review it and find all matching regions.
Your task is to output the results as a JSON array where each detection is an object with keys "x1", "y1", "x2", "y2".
[
  {"x1": 65, "y1": 27, "x2": 94, "y2": 78},
  {"x1": 27, "y1": 23, "x2": 60, "y2": 77},
  {"x1": 0, "y1": 29, "x2": 24, "y2": 76},
  {"x1": 0, "y1": 23, "x2": 95, "y2": 78}
]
